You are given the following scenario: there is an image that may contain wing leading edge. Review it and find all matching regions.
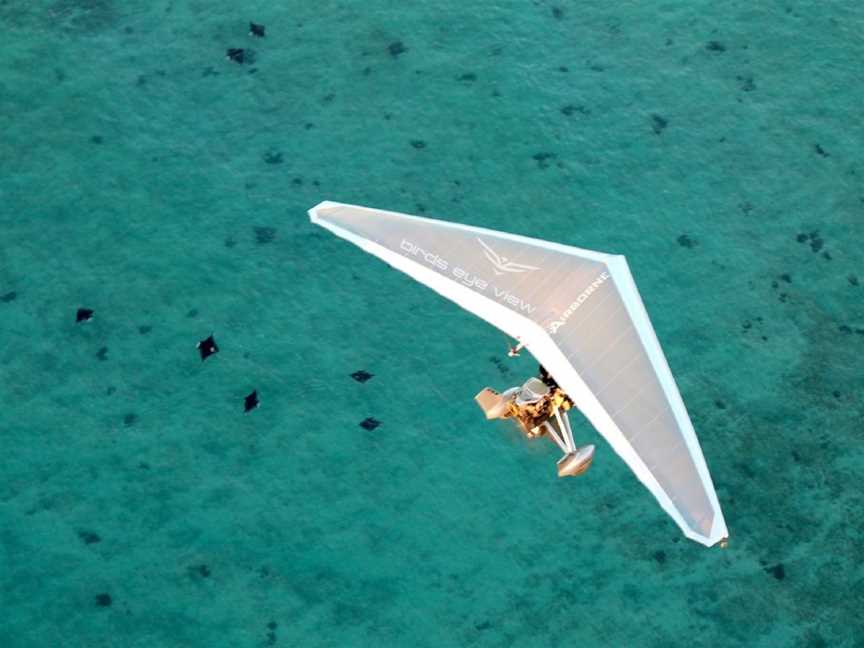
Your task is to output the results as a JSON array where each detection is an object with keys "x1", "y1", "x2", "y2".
[{"x1": 309, "y1": 200, "x2": 728, "y2": 546}]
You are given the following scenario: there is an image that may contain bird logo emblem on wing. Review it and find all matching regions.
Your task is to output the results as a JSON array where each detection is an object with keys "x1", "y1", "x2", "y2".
[{"x1": 477, "y1": 238, "x2": 539, "y2": 276}]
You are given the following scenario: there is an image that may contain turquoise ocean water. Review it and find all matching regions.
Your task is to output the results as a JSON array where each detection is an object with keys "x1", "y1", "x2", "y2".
[{"x1": 1, "y1": 1, "x2": 862, "y2": 646}]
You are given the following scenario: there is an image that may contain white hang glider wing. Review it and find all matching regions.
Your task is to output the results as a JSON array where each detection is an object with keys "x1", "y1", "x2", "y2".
[{"x1": 309, "y1": 201, "x2": 728, "y2": 547}]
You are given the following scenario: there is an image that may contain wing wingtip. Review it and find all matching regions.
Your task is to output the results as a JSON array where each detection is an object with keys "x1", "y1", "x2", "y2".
[{"x1": 308, "y1": 200, "x2": 344, "y2": 223}]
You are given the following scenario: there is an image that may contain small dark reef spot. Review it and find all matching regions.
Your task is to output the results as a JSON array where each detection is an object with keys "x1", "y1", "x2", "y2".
[
  {"x1": 705, "y1": 41, "x2": 726, "y2": 52},
  {"x1": 95, "y1": 593, "x2": 112, "y2": 607},
  {"x1": 263, "y1": 150, "x2": 283, "y2": 165},
  {"x1": 123, "y1": 413, "x2": 138, "y2": 426},
  {"x1": 138, "y1": 325, "x2": 152, "y2": 334},
  {"x1": 814, "y1": 144, "x2": 829, "y2": 158},
  {"x1": 388, "y1": 41, "x2": 407, "y2": 58},
  {"x1": 1, "y1": 291, "x2": 16, "y2": 303},
  {"x1": 764, "y1": 563, "x2": 785, "y2": 580},
  {"x1": 96, "y1": 347, "x2": 108, "y2": 361},
  {"x1": 78, "y1": 530, "x2": 101, "y2": 544},
  {"x1": 736, "y1": 75, "x2": 756, "y2": 92},
  {"x1": 651, "y1": 114, "x2": 668, "y2": 135},
  {"x1": 189, "y1": 564, "x2": 211, "y2": 578},
  {"x1": 677, "y1": 234, "x2": 695, "y2": 248},
  {"x1": 561, "y1": 104, "x2": 589, "y2": 117},
  {"x1": 410, "y1": 140, "x2": 426, "y2": 149},
  {"x1": 254, "y1": 226, "x2": 277, "y2": 244},
  {"x1": 532, "y1": 152, "x2": 556, "y2": 169},
  {"x1": 351, "y1": 370, "x2": 373, "y2": 383},
  {"x1": 653, "y1": 550, "x2": 667, "y2": 564}
]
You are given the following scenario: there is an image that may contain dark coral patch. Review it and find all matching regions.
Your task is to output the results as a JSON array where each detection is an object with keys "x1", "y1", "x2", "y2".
[
  {"x1": 263, "y1": 150, "x2": 283, "y2": 165},
  {"x1": 254, "y1": 226, "x2": 277, "y2": 244},
  {"x1": 1, "y1": 291, "x2": 16, "y2": 302},
  {"x1": 653, "y1": 550, "x2": 667, "y2": 564},
  {"x1": 95, "y1": 593, "x2": 112, "y2": 607},
  {"x1": 651, "y1": 114, "x2": 668, "y2": 134},
  {"x1": 561, "y1": 104, "x2": 589, "y2": 117},
  {"x1": 78, "y1": 530, "x2": 101, "y2": 544},
  {"x1": 188, "y1": 564, "x2": 210, "y2": 578},
  {"x1": 677, "y1": 234, "x2": 695, "y2": 248},
  {"x1": 96, "y1": 347, "x2": 109, "y2": 361},
  {"x1": 764, "y1": 563, "x2": 785, "y2": 580},
  {"x1": 351, "y1": 370, "x2": 373, "y2": 383},
  {"x1": 532, "y1": 152, "x2": 556, "y2": 169},
  {"x1": 714, "y1": 400, "x2": 726, "y2": 410},
  {"x1": 457, "y1": 72, "x2": 477, "y2": 82},
  {"x1": 849, "y1": 274, "x2": 859, "y2": 287},
  {"x1": 138, "y1": 325, "x2": 152, "y2": 334},
  {"x1": 388, "y1": 41, "x2": 407, "y2": 57},
  {"x1": 737, "y1": 75, "x2": 756, "y2": 91},
  {"x1": 814, "y1": 144, "x2": 829, "y2": 157},
  {"x1": 410, "y1": 140, "x2": 426, "y2": 149},
  {"x1": 123, "y1": 413, "x2": 138, "y2": 426},
  {"x1": 794, "y1": 230, "x2": 825, "y2": 253},
  {"x1": 706, "y1": 41, "x2": 726, "y2": 52},
  {"x1": 552, "y1": 7, "x2": 564, "y2": 19}
]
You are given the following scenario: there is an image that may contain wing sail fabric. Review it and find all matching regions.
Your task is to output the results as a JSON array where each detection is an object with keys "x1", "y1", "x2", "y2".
[{"x1": 309, "y1": 201, "x2": 728, "y2": 546}]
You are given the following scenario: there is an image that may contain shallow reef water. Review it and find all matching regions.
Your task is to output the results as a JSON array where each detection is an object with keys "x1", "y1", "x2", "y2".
[{"x1": 1, "y1": 1, "x2": 862, "y2": 646}]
